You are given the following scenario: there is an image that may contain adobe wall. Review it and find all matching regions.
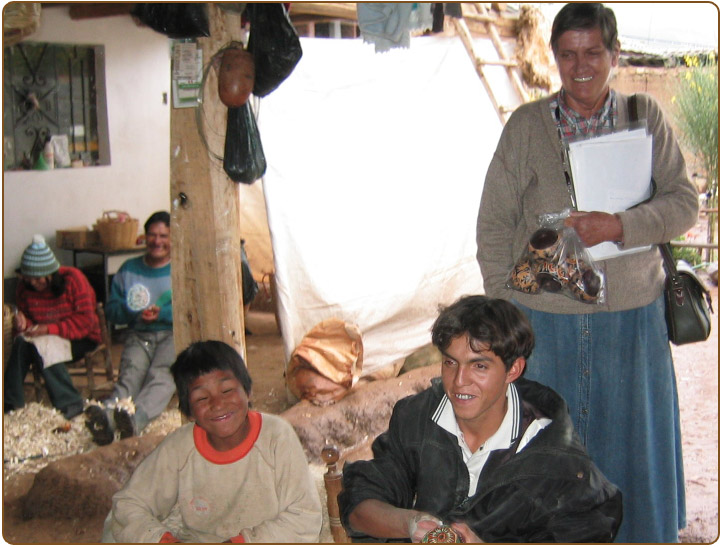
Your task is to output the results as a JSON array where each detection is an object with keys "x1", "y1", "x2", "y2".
[{"x1": 612, "y1": 66, "x2": 705, "y2": 179}]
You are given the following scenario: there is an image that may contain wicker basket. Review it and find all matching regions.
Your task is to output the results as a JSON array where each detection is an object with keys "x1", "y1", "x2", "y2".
[
  {"x1": 94, "y1": 211, "x2": 139, "y2": 250},
  {"x1": 3, "y1": 2, "x2": 41, "y2": 48}
]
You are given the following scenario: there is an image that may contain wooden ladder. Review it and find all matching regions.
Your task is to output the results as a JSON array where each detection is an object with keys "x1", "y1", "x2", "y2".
[{"x1": 451, "y1": 2, "x2": 527, "y2": 123}]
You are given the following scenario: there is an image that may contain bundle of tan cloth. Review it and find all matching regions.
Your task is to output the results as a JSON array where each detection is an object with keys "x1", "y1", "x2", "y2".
[{"x1": 286, "y1": 318, "x2": 404, "y2": 406}]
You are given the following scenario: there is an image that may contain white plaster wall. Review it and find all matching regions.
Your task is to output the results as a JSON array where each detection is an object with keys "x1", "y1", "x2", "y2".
[{"x1": 3, "y1": 6, "x2": 171, "y2": 278}]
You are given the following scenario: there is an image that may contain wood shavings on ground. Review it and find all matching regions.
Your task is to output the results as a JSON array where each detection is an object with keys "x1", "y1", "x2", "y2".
[
  {"x1": 3, "y1": 403, "x2": 94, "y2": 480},
  {"x1": 3, "y1": 403, "x2": 182, "y2": 481},
  {"x1": 143, "y1": 408, "x2": 182, "y2": 436},
  {"x1": 112, "y1": 396, "x2": 136, "y2": 415}
]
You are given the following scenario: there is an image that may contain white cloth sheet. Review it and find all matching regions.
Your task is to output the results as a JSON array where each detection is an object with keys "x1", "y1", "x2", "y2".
[
  {"x1": 21, "y1": 334, "x2": 72, "y2": 369},
  {"x1": 257, "y1": 36, "x2": 519, "y2": 376}
]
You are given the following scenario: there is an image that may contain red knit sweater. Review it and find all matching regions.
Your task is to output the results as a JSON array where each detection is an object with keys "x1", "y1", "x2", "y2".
[{"x1": 16, "y1": 266, "x2": 102, "y2": 343}]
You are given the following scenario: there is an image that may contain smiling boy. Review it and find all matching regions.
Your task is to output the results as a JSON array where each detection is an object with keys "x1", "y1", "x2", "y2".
[
  {"x1": 338, "y1": 295, "x2": 622, "y2": 543},
  {"x1": 102, "y1": 340, "x2": 322, "y2": 543}
]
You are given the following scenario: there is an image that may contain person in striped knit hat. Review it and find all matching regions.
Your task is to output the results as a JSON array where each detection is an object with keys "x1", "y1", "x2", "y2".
[{"x1": 4, "y1": 234, "x2": 101, "y2": 419}]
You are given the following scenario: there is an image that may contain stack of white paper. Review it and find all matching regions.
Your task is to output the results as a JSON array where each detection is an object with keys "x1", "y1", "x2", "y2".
[{"x1": 567, "y1": 127, "x2": 653, "y2": 260}]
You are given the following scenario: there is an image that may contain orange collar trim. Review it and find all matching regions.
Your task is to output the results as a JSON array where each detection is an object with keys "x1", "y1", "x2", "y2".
[{"x1": 193, "y1": 411, "x2": 262, "y2": 465}]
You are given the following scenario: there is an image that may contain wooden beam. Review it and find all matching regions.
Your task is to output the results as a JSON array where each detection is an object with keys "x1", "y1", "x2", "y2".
[
  {"x1": 460, "y1": 6, "x2": 517, "y2": 38},
  {"x1": 289, "y1": 2, "x2": 357, "y2": 21},
  {"x1": 670, "y1": 241, "x2": 719, "y2": 250},
  {"x1": 462, "y1": 12, "x2": 497, "y2": 24},
  {"x1": 68, "y1": 3, "x2": 134, "y2": 20},
  {"x1": 170, "y1": 5, "x2": 246, "y2": 359},
  {"x1": 464, "y1": 18, "x2": 517, "y2": 39},
  {"x1": 477, "y1": 58, "x2": 518, "y2": 68}
]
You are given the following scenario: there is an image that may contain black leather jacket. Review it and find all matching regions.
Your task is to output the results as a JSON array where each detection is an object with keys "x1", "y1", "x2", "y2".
[{"x1": 339, "y1": 377, "x2": 622, "y2": 542}]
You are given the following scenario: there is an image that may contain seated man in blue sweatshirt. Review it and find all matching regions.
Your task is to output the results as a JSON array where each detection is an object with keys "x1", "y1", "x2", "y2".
[
  {"x1": 85, "y1": 211, "x2": 174, "y2": 445},
  {"x1": 339, "y1": 295, "x2": 622, "y2": 543}
]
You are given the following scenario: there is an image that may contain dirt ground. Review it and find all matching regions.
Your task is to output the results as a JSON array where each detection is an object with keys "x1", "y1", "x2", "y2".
[{"x1": 2, "y1": 287, "x2": 719, "y2": 543}]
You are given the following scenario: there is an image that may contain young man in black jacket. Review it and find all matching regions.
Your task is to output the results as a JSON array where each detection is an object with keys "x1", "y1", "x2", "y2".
[{"x1": 339, "y1": 295, "x2": 622, "y2": 543}]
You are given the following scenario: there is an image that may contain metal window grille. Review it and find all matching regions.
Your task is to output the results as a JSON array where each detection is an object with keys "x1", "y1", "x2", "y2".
[{"x1": 3, "y1": 42, "x2": 108, "y2": 169}]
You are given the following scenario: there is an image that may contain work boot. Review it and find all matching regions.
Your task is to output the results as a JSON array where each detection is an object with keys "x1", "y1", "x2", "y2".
[
  {"x1": 84, "y1": 405, "x2": 113, "y2": 446},
  {"x1": 113, "y1": 407, "x2": 136, "y2": 439}
]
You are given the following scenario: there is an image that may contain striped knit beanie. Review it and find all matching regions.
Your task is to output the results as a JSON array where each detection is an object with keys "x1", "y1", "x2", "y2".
[{"x1": 20, "y1": 234, "x2": 60, "y2": 277}]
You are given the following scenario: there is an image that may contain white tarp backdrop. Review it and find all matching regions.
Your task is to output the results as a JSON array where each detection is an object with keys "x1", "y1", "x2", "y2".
[{"x1": 257, "y1": 35, "x2": 521, "y2": 376}]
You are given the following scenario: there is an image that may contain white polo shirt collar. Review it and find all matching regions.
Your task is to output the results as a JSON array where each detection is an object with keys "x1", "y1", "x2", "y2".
[{"x1": 433, "y1": 382, "x2": 550, "y2": 496}]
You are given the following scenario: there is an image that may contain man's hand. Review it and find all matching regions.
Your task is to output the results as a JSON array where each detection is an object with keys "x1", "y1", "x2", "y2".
[
  {"x1": 564, "y1": 211, "x2": 623, "y2": 248},
  {"x1": 408, "y1": 512, "x2": 444, "y2": 543},
  {"x1": 141, "y1": 305, "x2": 160, "y2": 323},
  {"x1": 449, "y1": 522, "x2": 483, "y2": 543},
  {"x1": 348, "y1": 500, "x2": 442, "y2": 541},
  {"x1": 13, "y1": 310, "x2": 28, "y2": 332},
  {"x1": 23, "y1": 324, "x2": 49, "y2": 337}
]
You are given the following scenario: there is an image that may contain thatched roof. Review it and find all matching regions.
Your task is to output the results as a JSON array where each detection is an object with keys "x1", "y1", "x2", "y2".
[{"x1": 620, "y1": 36, "x2": 717, "y2": 67}]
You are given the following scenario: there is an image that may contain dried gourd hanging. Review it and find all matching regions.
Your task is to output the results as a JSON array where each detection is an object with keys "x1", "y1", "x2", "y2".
[
  {"x1": 218, "y1": 45, "x2": 255, "y2": 107},
  {"x1": 213, "y1": 42, "x2": 266, "y2": 184}
]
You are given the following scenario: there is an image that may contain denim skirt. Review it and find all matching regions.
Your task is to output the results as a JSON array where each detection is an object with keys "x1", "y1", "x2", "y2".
[{"x1": 515, "y1": 295, "x2": 686, "y2": 543}]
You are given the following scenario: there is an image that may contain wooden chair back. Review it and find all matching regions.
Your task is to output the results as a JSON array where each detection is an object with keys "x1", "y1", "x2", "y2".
[
  {"x1": 81, "y1": 302, "x2": 115, "y2": 397},
  {"x1": 322, "y1": 444, "x2": 351, "y2": 543},
  {"x1": 30, "y1": 302, "x2": 115, "y2": 400}
]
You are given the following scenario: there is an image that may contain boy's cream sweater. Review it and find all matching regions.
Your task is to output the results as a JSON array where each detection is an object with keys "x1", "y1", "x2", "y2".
[{"x1": 102, "y1": 412, "x2": 322, "y2": 543}]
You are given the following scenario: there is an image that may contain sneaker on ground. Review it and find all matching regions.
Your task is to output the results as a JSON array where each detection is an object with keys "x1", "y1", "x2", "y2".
[
  {"x1": 84, "y1": 405, "x2": 113, "y2": 446},
  {"x1": 114, "y1": 407, "x2": 136, "y2": 439}
]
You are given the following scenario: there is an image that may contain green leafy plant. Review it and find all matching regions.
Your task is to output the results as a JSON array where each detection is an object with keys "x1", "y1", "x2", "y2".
[
  {"x1": 673, "y1": 53, "x2": 719, "y2": 262},
  {"x1": 671, "y1": 239, "x2": 702, "y2": 267}
]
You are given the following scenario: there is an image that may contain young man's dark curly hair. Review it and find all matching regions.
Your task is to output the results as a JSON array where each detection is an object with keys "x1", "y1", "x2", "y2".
[{"x1": 431, "y1": 295, "x2": 534, "y2": 371}]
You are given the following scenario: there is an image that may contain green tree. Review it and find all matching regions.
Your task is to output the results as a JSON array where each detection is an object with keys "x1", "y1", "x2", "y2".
[{"x1": 673, "y1": 53, "x2": 719, "y2": 262}]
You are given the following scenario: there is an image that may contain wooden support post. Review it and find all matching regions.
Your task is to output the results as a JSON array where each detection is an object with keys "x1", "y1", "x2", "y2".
[{"x1": 170, "y1": 6, "x2": 246, "y2": 359}]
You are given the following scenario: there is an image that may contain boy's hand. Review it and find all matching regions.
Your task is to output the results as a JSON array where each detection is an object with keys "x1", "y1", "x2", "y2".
[
  {"x1": 141, "y1": 305, "x2": 160, "y2": 323},
  {"x1": 159, "y1": 531, "x2": 182, "y2": 543},
  {"x1": 449, "y1": 521, "x2": 483, "y2": 543}
]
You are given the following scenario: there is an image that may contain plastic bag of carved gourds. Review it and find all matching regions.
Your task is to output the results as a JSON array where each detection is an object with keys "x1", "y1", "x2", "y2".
[{"x1": 507, "y1": 210, "x2": 606, "y2": 304}]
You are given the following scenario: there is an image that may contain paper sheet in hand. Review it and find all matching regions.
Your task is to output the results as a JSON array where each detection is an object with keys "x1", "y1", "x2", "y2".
[
  {"x1": 568, "y1": 130, "x2": 653, "y2": 260},
  {"x1": 21, "y1": 334, "x2": 72, "y2": 369}
]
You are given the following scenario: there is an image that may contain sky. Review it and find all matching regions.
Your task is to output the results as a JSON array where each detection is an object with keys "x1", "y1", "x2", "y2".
[{"x1": 538, "y1": 2, "x2": 719, "y2": 48}]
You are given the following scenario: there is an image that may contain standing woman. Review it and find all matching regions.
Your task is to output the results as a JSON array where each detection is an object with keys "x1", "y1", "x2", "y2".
[
  {"x1": 476, "y1": 3, "x2": 698, "y2": 543},
  {"x1": 4, "y1": 235, "x2": 101, "y2": 419}
]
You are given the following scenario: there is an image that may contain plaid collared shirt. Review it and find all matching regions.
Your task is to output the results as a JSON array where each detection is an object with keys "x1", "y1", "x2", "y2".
[{"x1": 550, "y1": 88, "x2": 618, "y2": 138}]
